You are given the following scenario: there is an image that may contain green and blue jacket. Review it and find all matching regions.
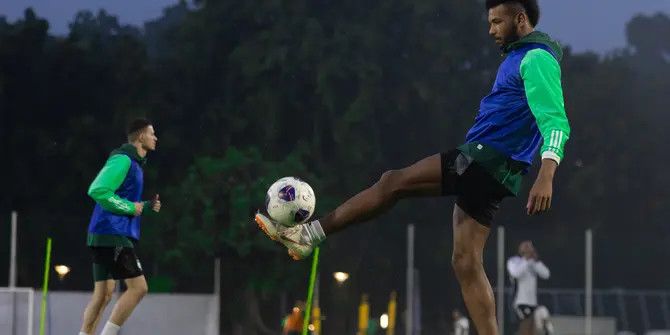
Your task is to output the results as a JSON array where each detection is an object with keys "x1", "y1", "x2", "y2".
[
  {"x1": 87, "y1": 144, "x2": 146, "y2": 247},
  {"x1": 460, "y1": 31, "x2": 571, "y2": 194}
]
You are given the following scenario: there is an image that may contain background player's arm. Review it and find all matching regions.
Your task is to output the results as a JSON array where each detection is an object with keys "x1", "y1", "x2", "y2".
[
  {"x1": 521, "y1": 48, "x2": 570, "y2": 215},
  {"x1": 88, "y1": 154, "x2": 140, "y2": 216},
  {"x1": 531, "y1": 260, "x2": 551, "y2": 279},
  {"x1": 507, "y1": 257, "x2": 530, "y2": 278}
]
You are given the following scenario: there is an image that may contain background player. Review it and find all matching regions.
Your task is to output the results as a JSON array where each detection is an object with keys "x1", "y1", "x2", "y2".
[{"x1": 79, "y1": 118, "x2": 161, "y2": 335}]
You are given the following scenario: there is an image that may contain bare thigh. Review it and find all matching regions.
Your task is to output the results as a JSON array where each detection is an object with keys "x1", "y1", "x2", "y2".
[{"x1": 393, "y1": 154, "x2": 443, "y2": 197}]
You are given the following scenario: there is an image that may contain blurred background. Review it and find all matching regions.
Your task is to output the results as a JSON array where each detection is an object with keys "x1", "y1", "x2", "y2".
[{"x1": 1, "y1": 0, "x2": 670, "y2": 334}]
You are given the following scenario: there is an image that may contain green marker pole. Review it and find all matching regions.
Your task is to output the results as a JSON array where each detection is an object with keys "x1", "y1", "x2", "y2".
[
  {"x1": 302, "y1": 247, "x2": 320, "y2": 335},
  {"x1": 39, "y1": 238, "x2": 52, "y2": 335}
]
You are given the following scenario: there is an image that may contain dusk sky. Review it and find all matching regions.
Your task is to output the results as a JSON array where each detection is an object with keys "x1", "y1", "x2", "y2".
[{"x1": 1, "y1": 0, "x2": 670, "y2": 53}]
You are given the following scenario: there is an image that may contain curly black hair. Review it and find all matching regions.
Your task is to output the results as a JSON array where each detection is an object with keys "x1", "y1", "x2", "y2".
[{"x1": 486, "y1": 0, "x2": 540, "y2": 27}]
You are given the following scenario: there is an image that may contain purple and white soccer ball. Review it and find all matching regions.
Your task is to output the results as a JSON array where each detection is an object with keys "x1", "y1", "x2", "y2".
[{"x1": 265, "y1": 177, "x2": 316, "y2": 227}]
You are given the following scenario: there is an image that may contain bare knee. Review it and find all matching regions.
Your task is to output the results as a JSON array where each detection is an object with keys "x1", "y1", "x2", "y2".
[
  {"x1": 91, "y1": 286, "x2": 114, "y2": 305},
  {"x1": 129, "y1": 282, "x2": 148, "y2": 299},
  {"x1": 131, "y1": 286, "x2": 148, "y2": 299},
  {"x1": 452, "y1": 250, "x2": 481, "y2": 279},
  {"x1": 89, "y1": 293, "x2": 106, "y2": 308},
  {"x1": 89, "y1": 291, "x2": 113, "y2": 313},
  {"x1": 377, "y1": 169, "x2": 405, "y2": 197}
]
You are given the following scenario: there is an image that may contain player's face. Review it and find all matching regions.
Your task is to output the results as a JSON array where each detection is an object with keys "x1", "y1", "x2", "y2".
[
  {"x1": 139, "y1": 125, "x2": 158, "y2": 151},
  {"x1": 488, "y1": 4, "x2": 520, "y2": 47},
  {"x1": 519, "y1": 241, "x2": 534, "y2": 256}
]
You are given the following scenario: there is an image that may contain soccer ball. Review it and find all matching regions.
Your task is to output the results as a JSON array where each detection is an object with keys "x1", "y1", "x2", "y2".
[{"x1": 265, "y1": 177, "x2": 316, "y2": 227}]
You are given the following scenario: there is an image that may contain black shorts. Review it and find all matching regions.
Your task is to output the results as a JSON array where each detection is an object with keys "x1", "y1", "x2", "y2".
[
  {"x1": 441, "y1": 149, "x2": 511, "y2": 226},
  {"x1": 89, "y1": 246, "x2": 144, "y2": 281},
  {"x1": 514, "y1": 304, "x2": 537, "y2": 320}
]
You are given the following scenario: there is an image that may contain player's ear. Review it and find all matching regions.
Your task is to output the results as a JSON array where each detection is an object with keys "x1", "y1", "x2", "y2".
[{"x1": 516, "y1": 10, "x2": 526, "y2": 25}]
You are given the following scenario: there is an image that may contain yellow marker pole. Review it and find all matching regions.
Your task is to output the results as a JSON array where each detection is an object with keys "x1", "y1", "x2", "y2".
[
  {"x1": 387, "y1": 291, "x2": 397, "y2": 335},
  {"x1": 358, "y1": 294, "x2": 370, "y2": 335},
  {"x1": 312, "y1": 306, "x2": 321, "y2": 335}
]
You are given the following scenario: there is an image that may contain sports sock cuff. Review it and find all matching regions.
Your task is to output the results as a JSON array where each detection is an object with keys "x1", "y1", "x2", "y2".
[
  {"x1": 79, "y1": 332, "x2": 90, "y2": 335},
  {"x1": 308, "y1": 220, "x2": 326, "y2": 243},
  {"x1": 101, "y1": 321, "x2": 121, "y2": 335}
]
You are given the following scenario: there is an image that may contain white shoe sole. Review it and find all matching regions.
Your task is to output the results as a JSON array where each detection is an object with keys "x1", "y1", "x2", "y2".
[
  {"x1": 255, "y1": 213, "x2": 311, "y2": 260},
  {"x1": 255, "y1": 213, "x2": 278, "y2": 240}
]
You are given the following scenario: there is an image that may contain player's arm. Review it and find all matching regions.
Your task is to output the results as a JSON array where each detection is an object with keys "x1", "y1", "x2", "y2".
[
  {"x1": 520, "y1": 48, "x2": 571, "y2": 215},
  {"x1": 507, "y1": 257, "x2": 529, "y2": 278},
  {"x1": 87, "y1": 154, "x2": 141, "y2": 216},
  {"x1": 532, "y1": 260, "x2": 551, "y2": 279},
  {"x1": 522, "y1": 48, "x2": 571, "y2": 163}
]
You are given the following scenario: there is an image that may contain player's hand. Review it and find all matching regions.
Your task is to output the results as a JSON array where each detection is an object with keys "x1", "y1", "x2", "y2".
[
  {"x1": 151, "y1": 194, "x2": 161, "y2": 213},
  {"x1": 527, "y1": 177, "x2": 552, "y2": 215},
  {"x1": 134, "y1": 202, "x2": 144, "y2": 216},
  {"x1": 527, "y1": 159, "x2": 557, "y2": 215}
]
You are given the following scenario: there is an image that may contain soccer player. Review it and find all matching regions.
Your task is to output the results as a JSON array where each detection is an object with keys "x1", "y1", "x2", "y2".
[
  {"x1": 282, "y1": 301, "x2": 305, "y2": 335},
  {"x1": 507, "y1": 241, "x2": 550, "y2": 335},
  {"x1": 256, "y1": 1, "x2": 569, "y2": 334},
  {"x1": 79, "y1": 118, "x2": 161, "y2": 335}
]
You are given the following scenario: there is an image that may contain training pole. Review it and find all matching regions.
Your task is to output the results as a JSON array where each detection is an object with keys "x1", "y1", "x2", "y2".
[
  {"x1": 497, "y1": 226, "x2": 505, "y2": 335},
  {"x1": 585, "y1": 230, "x2": 593, "y2": 335},
  {"x1": 406, "y1": 224, "x2": 415, "y2": 335},
  {"x1": 9, "y1": 211, "x2": 18, "y2": 287},
  {"x1": 39, "y1": 238, "x2": 52, "y2": 335},
  {"x1": 302, "y1": 247, "x2": 320, "y2": 335},
  {"x1": 9, "y1": 212, "x2": 18, "y2": 335}
]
